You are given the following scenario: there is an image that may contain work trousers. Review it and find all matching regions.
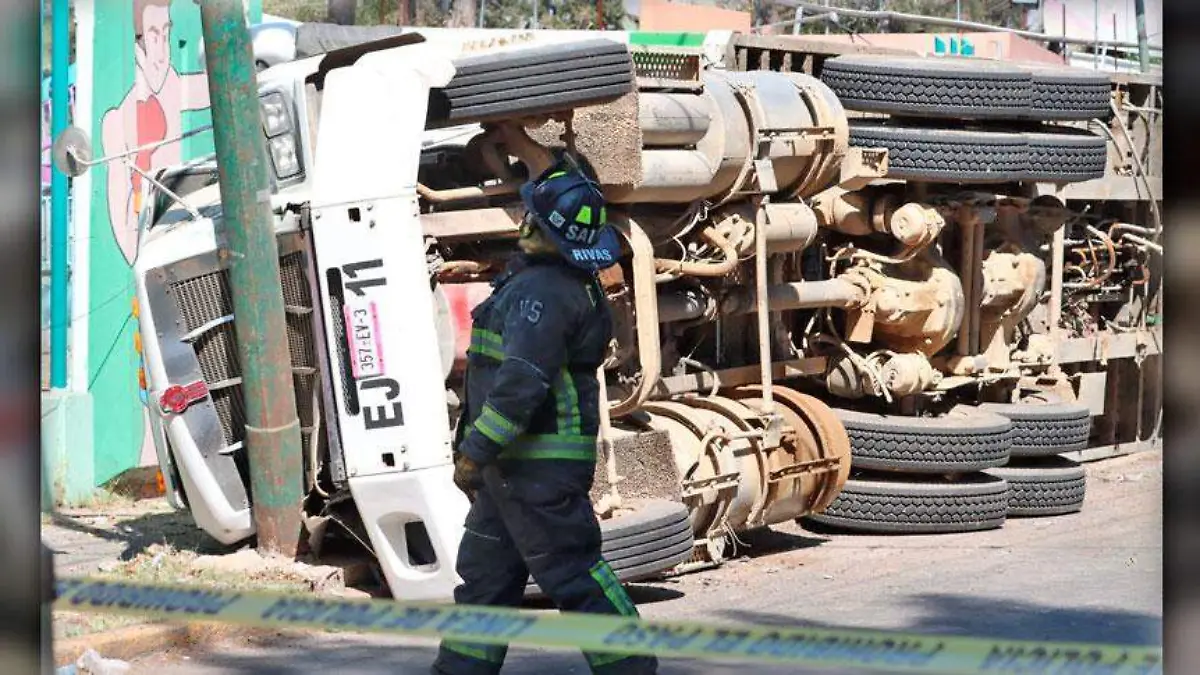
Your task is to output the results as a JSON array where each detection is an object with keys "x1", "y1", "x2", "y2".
[{"x1": 432, "y1": 465, "x2": 658, "y2": 675}]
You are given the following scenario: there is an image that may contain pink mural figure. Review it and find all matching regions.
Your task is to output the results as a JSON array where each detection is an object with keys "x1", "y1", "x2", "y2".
[{"x1": 101, "y1": 0, "x2": 210, "y2": 265}]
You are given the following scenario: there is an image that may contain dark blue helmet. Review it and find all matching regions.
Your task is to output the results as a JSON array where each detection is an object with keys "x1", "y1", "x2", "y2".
[{"x1": 519, "y1": 159, "x2": 621, "y2": 271}]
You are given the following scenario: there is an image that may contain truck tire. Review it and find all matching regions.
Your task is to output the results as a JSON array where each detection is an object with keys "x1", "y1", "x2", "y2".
[
  {"x1": 430, "y1": 40, "x2": 634, "y2": 128},
  {"x1": 1024, "y1": 129, "x2": 1109, "y2": 183},
  {"x1": 803, "y1": 473, "x2": 1010, "y2": 534},
  {"x1": 985, "y1": 456, "x2": 1087, "y2": 517},
  {"x1": 819, "y1": 55, "x2": 1031, "y2": 120},
  {"x1": 525, "y1": 499, "x2": 692, "y2": 598},
  {"x1": 977, "y1": 397, "x2": 1092, "y2": 457},
  {"x1": 833, "y1": 407, "x2": 1012, "y2": 473},
  {"x1": 849, "y1": 121, "x2": 1027, "y2": 183},
  {"x1": 1020, "y1": 65, "x2": 1112, "y2": 121}
]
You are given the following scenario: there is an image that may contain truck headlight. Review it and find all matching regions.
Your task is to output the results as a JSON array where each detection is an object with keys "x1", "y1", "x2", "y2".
[
  {"x1": 259, "y1": 90, "x2": 304, "y2": 184},
  {"x1": 269, "y1": 134, "x2": 301, "y2": 179},
  {"x1": 259, "y1": 92, "x2": 292, "y2": 137}
]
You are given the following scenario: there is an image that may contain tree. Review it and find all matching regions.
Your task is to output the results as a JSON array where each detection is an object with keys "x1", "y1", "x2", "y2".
[
  {"x1": 327, "y1": 0, "x2": 358, "y2": 24},
  {"x1": 477, "y1": 0, "x2": 624, "y2": 29},
  {"x1": 783, "y1": 0, "x2": 1026, "y2": 35},
  {"x1": 272, "y1": 0, "x2": 623, "y2": 28}
]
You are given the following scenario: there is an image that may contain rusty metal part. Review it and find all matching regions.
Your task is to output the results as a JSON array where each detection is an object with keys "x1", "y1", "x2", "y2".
[
  {"x1": 811, "y1": 189, "x2": 940, "y2": 251},
  {"x1": 720, "y1": 277, "x2": 867, "y2": 316},
  {"x1": 851, "y1": 249, "x2": 965, "y2": 357},
  {"x1": 886, "y1": 202, "x2": 945, "y2": 250},
  {"x1": 1083, "y1": 224, "x2": 1119, "y2": 287},
  {"x1": 604, "y1": 289, "x2": 637, "y2": 369},
  {"x1": 650, "y1": 201, "x2": 815, "y2": 280},
  {"x1": 1048, "y1": 225, "x2": 1065, "y2": 351},
  {"x1": 980, "y1": 251, "x2": 1044, "y2": 316},
  {"x1": 707, "y1": 205, "x2": 757, "y2": 258},
  {"x1": 641, "y1": 407, "x2": 726, "y2": 538},
  {"x1": 643, "y1": 389, "x2": 855, "y2": 543},
  {"x1": 870, "y1": 193, "x2": 897, "y2": 233},
  {"x1": 420, "y1": 206, "x2": 523, "y2": 242},
  {"x1": 932, "y1": 354, "x2": 989, "y2": 377},
  {"x1": 877, "y1": 353, "x2": 939, "y2": 397},
  {"x1": 438, "y1": 260, "x2": 491, "y2": 276},
  {"x1": 651, "y1": 357, "x2": 827, "y2": 397},
  {"x1": 966, "y1": 210, "x2": 986, "y2": 356},
  {"x1": 608, "y1": 218, "x2": 662, "y2": 418},
  {"x1": 754, "y1": 201, "x2": 775, "y2": 414},
  {"x1": 639, "y1": 92, "x2": 712, "y2": 147},
  {"x1": 789, "y1": 75, "x2": 852, "y2": 199},
  {"x1": 1013, "y1": 334, "x2": 1056, "y2": 367},
  {"x1": 978, "y1": 249, "x2": 1047, "y2": 371},
  {"x1": 729, "y1": 385, "x2": 851, "y2": 516},
  {"x1": 823, "y1": 354, "x2": 871, "y2": 400},
  {"x1": 763, "y1": 202, "x2": 819, "y2": 254},
  {"x1": 642, "y1": 401, "x2": 740, "y2": 539},
  {"x1": 956, "y1": 210, "x2": 977, "y2": 357},
  {"x1": 834, "y1": 146, "x2": 888, "y2": 192},
  {"x1": 605, "y1": 70, "x2": 849, "y2": 204},
  {"x1": 416, "y1": 180, "x2": 520, "y2": 204},
  {"x1": 654, "y1": 226, "x2": 739, "y2": 277},
  {"x1": 597, "y1": 367, "x2": 622, "y2": 513},
  {"x1": 682, "y1": 396, "x2": 772, "y2": 528},
  {"x1": 810, "y1": 186, "x2": 872, "y2": 236},
  {"x1": 1120, "y1": 232, "x2": 1163, "y2": 254}
]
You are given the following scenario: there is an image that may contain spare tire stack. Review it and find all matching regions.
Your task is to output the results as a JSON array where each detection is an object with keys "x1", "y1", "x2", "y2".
[
  {"x1": 818, "y1": 55, "x2": 1111, "y2": 184},
  {"x1": 802, "y1": 54, "x2": 1106, "y2": 533},
  {"x1": 803, "y1": 406, "x2": 1014, "y2": 534},
  {"x1": 979, "y1": 395, "x2": 1093, "y2": 518},
  {"x1": 427, "y1": 39, "x2": 636, "y2": 129}
]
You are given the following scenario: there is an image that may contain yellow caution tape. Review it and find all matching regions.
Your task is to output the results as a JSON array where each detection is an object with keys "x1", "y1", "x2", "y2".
[{"x1": 54, "y1": 577, "x2": 1161, "y2": 674}]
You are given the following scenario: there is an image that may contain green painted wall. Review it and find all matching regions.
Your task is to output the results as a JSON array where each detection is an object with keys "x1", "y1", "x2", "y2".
[
  {"x1": 629, "y1": 31, "x2": 709, "y2": 47},
  {"x1": 87, "y1": 0, "x2": 261, "y2": 486}
]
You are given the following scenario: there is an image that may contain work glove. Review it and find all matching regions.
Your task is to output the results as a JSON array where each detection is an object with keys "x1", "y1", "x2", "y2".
[{"x1": 453, "y1": 454, "x2": 483, "y2": 502}]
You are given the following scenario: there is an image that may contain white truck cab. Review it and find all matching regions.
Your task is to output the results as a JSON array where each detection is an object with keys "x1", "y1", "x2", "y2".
[
  {"x1": 136, "y1": 36, "x2": 473, "y2": 600},
  {"x1": 134, "y1": 31, "x2": 694, "y2": 601}
]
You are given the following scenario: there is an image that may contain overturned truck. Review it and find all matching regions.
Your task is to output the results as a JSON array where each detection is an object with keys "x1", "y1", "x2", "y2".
[{"x1": 129, "y1": 29, "x2": 1163, "y2": 600}]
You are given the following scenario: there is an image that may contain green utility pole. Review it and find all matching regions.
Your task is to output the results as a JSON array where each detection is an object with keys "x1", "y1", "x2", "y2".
[
  {"x1": 1134, "y1": 0, "x2": 1150, "y2": 72},
  {"x1": 49, "y1": 0, "x2": 69, "y2": 389},
  {"x1": 199, "y1": 0, "x2": 305, "y2": 556}
]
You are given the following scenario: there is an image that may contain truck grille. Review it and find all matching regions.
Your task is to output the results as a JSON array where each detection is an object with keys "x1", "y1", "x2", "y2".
[{"x1": 171, "y1": 251, "x2": 319, "y2": 459}]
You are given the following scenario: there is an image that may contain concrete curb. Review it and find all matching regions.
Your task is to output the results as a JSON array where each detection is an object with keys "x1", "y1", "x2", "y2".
[{"x1": 53, "y1": 621, "x2": 279, "y2": 667}]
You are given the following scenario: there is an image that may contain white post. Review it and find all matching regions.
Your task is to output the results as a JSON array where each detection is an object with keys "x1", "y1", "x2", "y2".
[{"x1": 69, "y1": 0, "x2": 94, "y2": 394}]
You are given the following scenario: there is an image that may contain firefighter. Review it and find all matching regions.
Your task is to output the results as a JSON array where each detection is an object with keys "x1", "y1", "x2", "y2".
[{"x1": 432, "y1": 157, "x2": 657, "y2": 675}]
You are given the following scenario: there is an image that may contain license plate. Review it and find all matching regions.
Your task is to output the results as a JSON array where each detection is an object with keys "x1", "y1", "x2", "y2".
[{"x1": 344, "y1": 298, "x2": 385, "y2": 379}]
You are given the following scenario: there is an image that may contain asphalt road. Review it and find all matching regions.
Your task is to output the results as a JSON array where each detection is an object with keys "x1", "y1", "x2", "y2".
[{"x1": 128, "y1": 449, "x2": 1162, "y2": 675}]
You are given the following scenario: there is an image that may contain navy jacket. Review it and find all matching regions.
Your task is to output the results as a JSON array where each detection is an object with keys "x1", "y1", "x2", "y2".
[{"x1": 456, "y1": 253, "x2": 613, "y2": 483}]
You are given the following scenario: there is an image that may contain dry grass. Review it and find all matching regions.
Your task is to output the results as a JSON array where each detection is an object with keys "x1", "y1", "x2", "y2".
[
  {"x1": 52, "y1": 542, "x2": 316, "y2": 639},
  {"x1": 96, "y1": 543, "x2": 314, "y2": 593}
]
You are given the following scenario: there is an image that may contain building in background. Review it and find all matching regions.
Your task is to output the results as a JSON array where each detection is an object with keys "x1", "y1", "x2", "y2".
[
  {"x1": 1041, "y1": 0, "x2": 1161, "y2": 72},
  {"x1": 796, "y1": 30, "x2": 1065, "y2": 66},
  {"x1": 637, "y1": 0, "x2": 750, "y2": 33}
]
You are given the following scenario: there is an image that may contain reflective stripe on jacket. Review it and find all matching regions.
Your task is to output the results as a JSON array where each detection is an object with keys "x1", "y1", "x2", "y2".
[{"x1": 456, "y1": 253, "x2": 613, "y2": 469}]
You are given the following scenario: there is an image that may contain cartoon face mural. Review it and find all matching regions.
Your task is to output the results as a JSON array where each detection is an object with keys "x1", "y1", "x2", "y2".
[
  {"x1": 99, "y1": 0, "x2": 211, "y2": 265},
  {"x1": 84, "y1": 0, "x2": 260, "y2": 487}
]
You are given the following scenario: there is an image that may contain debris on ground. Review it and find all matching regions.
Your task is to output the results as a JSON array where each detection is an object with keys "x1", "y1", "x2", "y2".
[
  {"x1": 60, "y1": 648, "x2": 131, "y2": 675},
  {"x1": 48, "y1": 498, "x2": 379, "y2": 640}
]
